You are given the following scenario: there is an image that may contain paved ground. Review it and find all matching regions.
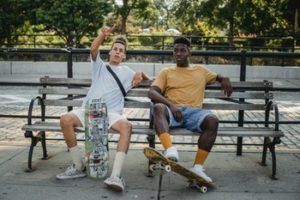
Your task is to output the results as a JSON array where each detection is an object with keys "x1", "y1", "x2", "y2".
[
  {"x1": 0, "y1": 77, "x2": 299, "y2": 200},
  {"x1": 0, "y1": 144, "x2": 299, "y2": 200}
]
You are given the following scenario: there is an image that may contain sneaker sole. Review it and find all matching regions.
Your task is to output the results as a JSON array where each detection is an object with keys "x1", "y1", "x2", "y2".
[
  {"x1": 56, "y1": 174, "x2": 86, "y2": 180},
  {"x1": 167, "y1": 157, "x2": 178, "y2": 162},
  {"x1": 104, "y1": 182, "x2": 124, "y2": 192},
  {"x1": 190, "y1": 170, "x2": 212, "y2": 183}
]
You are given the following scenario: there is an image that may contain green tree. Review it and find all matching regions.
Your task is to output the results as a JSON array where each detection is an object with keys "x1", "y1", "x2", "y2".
[
  {"x1": 237, "y1": 0, "x2": 289, "y2": 36},
  {"x1": 0, "y1": 0, "x2": 28, "y2": 46},
  {"x1": 134, "y1": 1, "x2": 158, "y2": 29},
  {"x1": 153, "y1": 0, "x2": 176, "y2": 30},
  {"x1": 173, "y1": 0, "x2": 291, "y2": 46},
  {"x1": 35, "y1": 0, "x2": 112, "y2": 47},
  {"x1": 114, "y1": 0, "x2": 157, "y2": 34}
]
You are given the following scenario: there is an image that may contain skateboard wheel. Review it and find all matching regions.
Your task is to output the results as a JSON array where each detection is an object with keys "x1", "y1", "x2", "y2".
[
  {"x1": 199, "y1": 186, "x2": 207, "y2": 193},
  {"x1": 165, "y1": 165, "x2": 171, "y2": 172},
  {"x1": 149, "y1": 164, "x2": 155, "y2": 171}
]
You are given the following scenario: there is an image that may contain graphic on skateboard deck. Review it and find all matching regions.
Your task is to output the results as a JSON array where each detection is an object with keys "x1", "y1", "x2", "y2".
[
  {"x1": 84, "y1": 98, "x2": 109, "y2": 178},
  {"x1": 144, "y1": 147, "x2": 214, "y2": 193}
]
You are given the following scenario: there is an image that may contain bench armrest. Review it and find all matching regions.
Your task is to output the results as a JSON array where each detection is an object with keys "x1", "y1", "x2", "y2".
[
  {"x1": 26, "y1": 96, "x2": 45, "y2": 126},
  {"x1": 265, "y1": 100, "x2": 280, "y2": 131},
  {"x1": 272, "y1": 101, "x2": 280, "y2": 131}
]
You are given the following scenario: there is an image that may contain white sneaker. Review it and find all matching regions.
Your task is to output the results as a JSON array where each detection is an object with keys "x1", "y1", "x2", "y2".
[
  {"x1": 104, "y1": 176, "x2": 126, "y2": 192},
  {"x1": 190, "y1": 165, "x2": 213, "y2": 183},
  {"x1": 56, "y1": 164, "x2": 86, "y2": 180},
  {"x1": 164, "y1": 146, "x2": 179, "y2": 162}
]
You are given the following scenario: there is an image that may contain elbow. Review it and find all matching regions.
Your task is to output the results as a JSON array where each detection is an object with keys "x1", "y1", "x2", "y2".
[{"x1": 90, "y1": 48, "x2": 98, "y2": 61}]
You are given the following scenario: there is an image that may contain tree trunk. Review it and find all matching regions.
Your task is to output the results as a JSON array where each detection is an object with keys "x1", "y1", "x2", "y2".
[
  {"x1": 121, "y1": 16, "x2": 127, "y2": 34},
  {"x1": 66, "y1": 36, "x2": 74, "y2": 48},
  {"x1": 228, "y1": 0, "x2": 235, "y2": 48}
]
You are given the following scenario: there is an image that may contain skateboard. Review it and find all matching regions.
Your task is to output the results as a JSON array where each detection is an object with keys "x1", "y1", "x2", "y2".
[
  {"x1": 144, "y1": 147, "x2": 214, "y2": 193},
  {"x1": 84, "y1": 98, "x2": 109, "y2": 179}
]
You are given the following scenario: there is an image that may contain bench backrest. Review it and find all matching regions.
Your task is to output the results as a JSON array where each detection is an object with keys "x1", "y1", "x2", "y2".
[
  {"x1": 39, "y1": 76, "x2": 273, "y2": 112},
  {"x1": 39, "y1": 76, "x2": 152, "y2": 108}
]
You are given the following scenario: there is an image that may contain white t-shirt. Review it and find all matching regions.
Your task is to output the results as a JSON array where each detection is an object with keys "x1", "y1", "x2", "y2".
[{"x1": 82, "y1": 52, "x2": 135, "y2": 114}]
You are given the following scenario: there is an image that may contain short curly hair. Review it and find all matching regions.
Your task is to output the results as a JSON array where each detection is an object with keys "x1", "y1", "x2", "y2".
[{"x1": 174, "y1": 37, "x2": 191, "y2": 48}]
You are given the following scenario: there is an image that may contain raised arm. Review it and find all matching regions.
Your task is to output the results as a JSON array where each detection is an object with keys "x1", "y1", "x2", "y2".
[
  {"x1": 216, "y1": 74, "x2": 233, "y2": 97},
  {"x1": 90, "y1": 26, "x2": 114, "y2": 61}
]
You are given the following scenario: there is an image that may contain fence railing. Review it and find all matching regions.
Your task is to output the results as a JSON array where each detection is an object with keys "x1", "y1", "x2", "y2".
[
  {"x1": 0, "y1": 48, "x2": 299, "y2": 126},
  {"x1": 1, "y1": 47, "x2": 299, "y2": 78},
  {"x1": 1, "y1": 34, "x2": 299, "y2": 52}
]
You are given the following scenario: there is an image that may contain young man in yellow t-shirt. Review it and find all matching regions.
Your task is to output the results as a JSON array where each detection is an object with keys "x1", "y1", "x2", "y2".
[{"x1": 148, "y1": 37, "x2": 232, "y2": 182}]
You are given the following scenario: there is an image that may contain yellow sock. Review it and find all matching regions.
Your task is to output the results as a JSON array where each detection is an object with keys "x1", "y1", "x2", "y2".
[
  {"x1": 194, "y1": 149, "x2": 209, "y2": 165},
  {"x1": 159, "y1": 132, "x2": 172, "y2": 149}
]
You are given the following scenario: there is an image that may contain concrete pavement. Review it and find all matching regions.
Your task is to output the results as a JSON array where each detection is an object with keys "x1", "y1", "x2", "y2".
[{"x1": 0, "y1": 143, "x2": 299, "y2": 200}]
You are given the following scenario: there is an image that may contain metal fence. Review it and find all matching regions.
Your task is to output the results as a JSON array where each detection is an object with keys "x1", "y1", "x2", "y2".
[
  {"x1": 0, "y1": 48, "x2": 299, "y2": 126},
  {"x1": 2, "y1": 34, "x2": 300, "y2": 52}
]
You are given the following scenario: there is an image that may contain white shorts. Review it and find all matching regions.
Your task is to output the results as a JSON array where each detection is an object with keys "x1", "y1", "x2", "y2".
[{"x1": 70, "y1": 108, "x2": 126, "y2": 129}]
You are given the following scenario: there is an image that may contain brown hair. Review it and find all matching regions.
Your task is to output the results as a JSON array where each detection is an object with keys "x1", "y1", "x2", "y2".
[{"x1": 112, "y1": 36, "x2": 128, "y2": 52}]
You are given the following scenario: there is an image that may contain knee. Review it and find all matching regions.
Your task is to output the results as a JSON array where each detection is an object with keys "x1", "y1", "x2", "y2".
[
  {"x1": 60, "y1": 113, "x2": 74, "y2": 128},
  {"x1": 119, "y1": 121, "x2": 132, "y2": 134},
  {"x1": 153, "y1": 103, "x2": 167, "y2": 116},
  {"x1": 201, "y1": 115, "x2": 219, "y2": 132}
]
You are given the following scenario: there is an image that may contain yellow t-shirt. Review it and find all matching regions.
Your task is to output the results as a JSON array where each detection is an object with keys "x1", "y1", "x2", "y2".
[{"x1": 152, "y1": 65, "x2": 217, "y2": 107}]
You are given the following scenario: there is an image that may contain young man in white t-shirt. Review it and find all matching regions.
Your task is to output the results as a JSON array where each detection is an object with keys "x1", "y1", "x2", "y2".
[{"x1": 56, "y1": 26, "x2": 149, "y2": 191}]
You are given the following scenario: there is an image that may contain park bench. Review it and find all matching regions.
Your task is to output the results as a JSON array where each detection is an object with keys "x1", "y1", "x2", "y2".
[{"x1": 22, "y1": 76, "x2": 284, "y2": 179}]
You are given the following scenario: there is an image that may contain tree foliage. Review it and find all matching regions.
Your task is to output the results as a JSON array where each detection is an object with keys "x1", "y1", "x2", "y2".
[
  {"x1": 114, "y1": 0, "x2": 158, "y2": 34},
  {"x1": 0, "y1": 0, "x2": 28, "y2": 46},
  {"x1": 35, "y1": 0, "x2": 112, "y2": 47},
  {"x1": 0, "y1": 0, "x2": 296, "y2": 48},
  {"x1": 173, "y1": 0, "x2": 291, "y2": 37}
]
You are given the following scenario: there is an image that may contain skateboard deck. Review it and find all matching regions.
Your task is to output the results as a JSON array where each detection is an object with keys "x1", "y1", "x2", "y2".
[
  {"x1": 84, "y1": 98, "x2": 109, "y2": 179},
  {"x1": 144, "y1": 147, "x2": 214, "y2": 193}
]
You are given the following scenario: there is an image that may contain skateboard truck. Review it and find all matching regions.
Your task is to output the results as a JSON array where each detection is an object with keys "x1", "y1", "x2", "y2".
[
  {"x1": 187, "y1": 180, "x2": 208, "y2": 193},
  {"x1": 150, "y1": 162, "x2": 171, "y2": 173}
]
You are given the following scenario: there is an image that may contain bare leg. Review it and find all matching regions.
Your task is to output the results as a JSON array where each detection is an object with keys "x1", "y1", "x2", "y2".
[
  {"x1": 59, "y1": 112, "x2": 85, "y2": 172},
  {"x1": 110, "y1": 119, "x2": 132, "y2": 153},
  {"x1": 190, "y1": 115, "x2": 219, "y2": 182},
  {"x1": 198, "y1": 115, "x2": 219, "y2": 151},
  {"x1": 153, "y1": 103, "x2": 170, "y2": 136},
  {"x1": 60, "y1": 112, "x2": 83, "y2": 148},
  {"x1": 152, "y1": 103, "x2": 179, "y2": 161},
  {"x1": 107, "y1": 119, "x2": 132, "y2": 178}
]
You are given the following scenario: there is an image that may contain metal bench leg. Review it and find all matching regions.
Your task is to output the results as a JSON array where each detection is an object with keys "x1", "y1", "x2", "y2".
[
  {"x1": 25, "y1": 131, "x2": 49, "y2": 172},
  {"x1": 237, "y1": 137, "x2": 243, "y2": 156},
  {"x1": 25, "y1": 132, "x2": 38, "y2": 172},
  {"x1": 269, "y1": 137, "x2": 281, "y2": 180},
  {"x1": 41, "y1": 131, "x2": 48, "y2": 160},
  {"x1": 268, "y1": 143, "x2": 278, "y2": 180},
  {"x1": 147, "y1": 134, "x2": 156, "y2": 177},
  {"x1": 261, "y1": 137, "x2": 269, "y2": 166}
]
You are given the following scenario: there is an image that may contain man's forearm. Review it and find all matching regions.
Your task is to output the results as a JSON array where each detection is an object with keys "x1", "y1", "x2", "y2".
[
  {"x1": 148, "y1": 88, "x2": 174, "y2": 108},
  {"x1": 90, "y1": 33, "x2": 106, "y2": 61},
  {"x1": 141, "y1": 72, "x2": 150, "y2": 80}
]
